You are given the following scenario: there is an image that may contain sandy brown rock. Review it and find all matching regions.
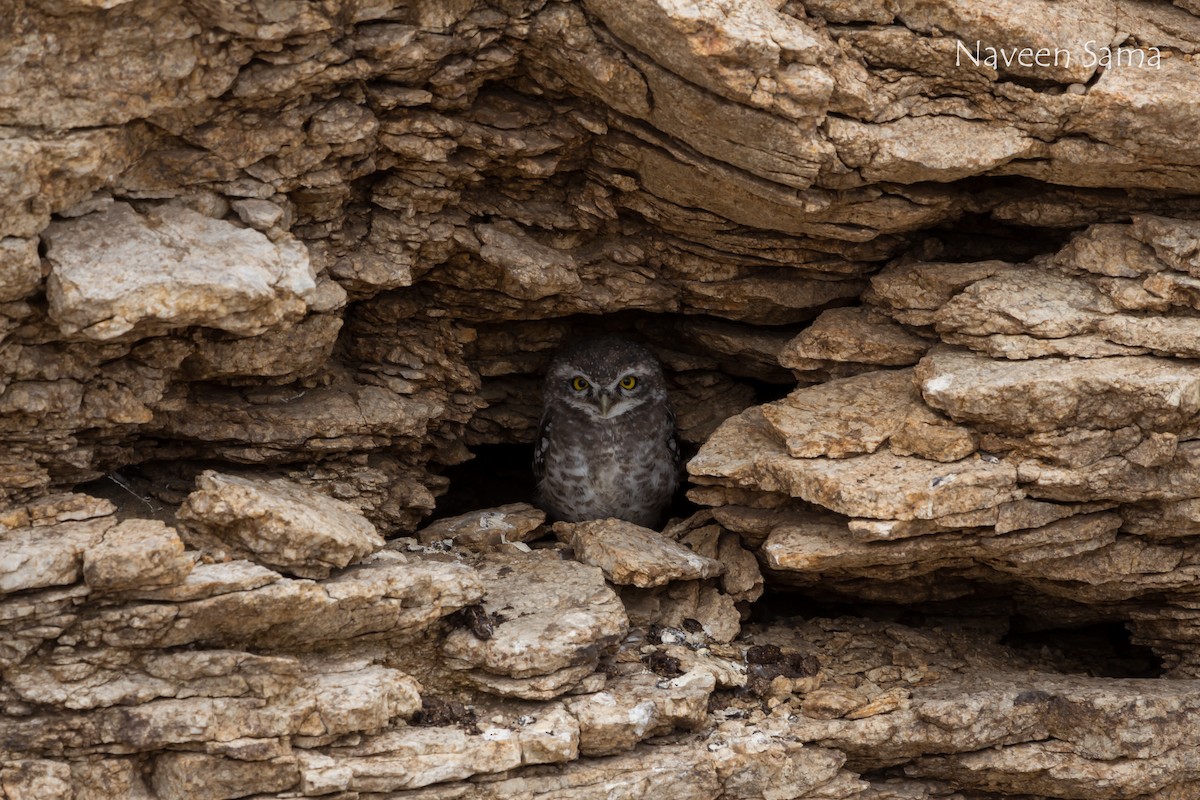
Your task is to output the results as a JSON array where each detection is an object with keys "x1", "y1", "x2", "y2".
[
  {"x1": 151, "y1": 752, "x2": 299, "y2": 800},
  {"x1": 1, "y1": 509, "x2": 191, "y2": 603},
  {"x1": 761, "y1": 369, "x2": 976, "y2": 462},
  {"x1": 182, "y1": 313, "x2": 343, "y2": 384},
  {"x1": 0, "y1": 657, "x2": 419, "y2": 757},
  {"x1": 621, "y1": 578, "x2": 745, "y2": 644},
  {"x1": 692, "y1": 406, "x2": 1020, "y2": 521},
  {"x1": 177, "y1": 470, "x2": 384, "y2": 579},
  {"x1": 799, "y1": 673, "x2": 1200, "y2": 798},
  {"x1": 417, "y1": 503, "x2": 546, "y2": 550},
  {"x1": 554, "y1": 518, "x2": 724, "y2": 588},
  {"x1": 71, "y1": 556, "x2": 483, "y2": 651},
  {"x1": 396, "y1": 721, "x2": 851, "y2": 800},
  {"x1": 43, "y1": 202, "x2": 315, "y2": 341},
  {"x1": 779, "y1": 307, "x2": 932, "y2": 378},
  {"x1": 564, "y1": 670, "x2": 714, "y2": 756},
  {"x1": 2, "y1": 648, "x2": 301, "y2": 711},
  {"x1": 0, "y1": 517, "x2": 109, "y2": 596},
  {"x1": 0, "y1": 492, "x2": 115, "y2": 532},
  {"x1": 442, "y1": 552, "x2": 628, "y2": 700},
  {"x1": 669, "y1": 519, "x2": 765, "y2": 606},
  {"x1": 0, "y1": 584, "x2": 88, "y2": 671},
  {"x1": 0, "y1": 760, "x2": 74, "y2": 800},
  {"x1": 917, "y1": 346, "x2": 1200, "y2": 436},
  {"x1": 297, "y1": 704, "x2": 578, "y2": 794}
]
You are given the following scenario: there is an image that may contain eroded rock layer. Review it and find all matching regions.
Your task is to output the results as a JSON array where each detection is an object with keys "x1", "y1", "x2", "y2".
[{"x1": 6, "y1": 0, "x2": 1200, "y2": 797}]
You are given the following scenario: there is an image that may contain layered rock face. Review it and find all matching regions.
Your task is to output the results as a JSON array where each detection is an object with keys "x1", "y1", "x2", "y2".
[{"x1": 6, "y1": 0, "x2": 1200, "y2": 798}]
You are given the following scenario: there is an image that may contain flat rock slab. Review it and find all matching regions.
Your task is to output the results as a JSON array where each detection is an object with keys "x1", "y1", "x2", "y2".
[
  {"x1": 564, "y1": 670, "x2": 715, "y2": 756},
  {"x1": 43, "y1": 201, "x2": 315, "y2": 340},
  {"x1": 691, "y1": 407, "x2": 1022, "y2": 521},
  {"x1": 779, "y1": 306, "x2": 931, "y2": 370},
  {"x1": 760, "y1": 368, "x2": 975, "y2": 462},
  {"x1": 0, "y1": 493, "x2": 115, "y2": 531},
  {"x1": 758, "y1": 510, "x2": 1141, "y2": 594},
  {"x1": 417, "y1": 503, "x2": 546, "y2": 550},
  {"x1": 917, "y1": 346, "x2": 1200, "y2": 435},
  {"x1": 442, "y1": 552, "x2": 627, "y2": 699},
  {"x1": 298, "y1": 704, "x2": 578, "y2": 794},
  {"x1": 71, "y1": 558, "x2": 483, "y2": 650},
  {"x1": 81, "y1": 519, "x2": 193, "y2": 594},
  {"x1": 554, "y1": 518, "x2": 724, "y2": 588},
  {"x1": 391, "y1": 720, "x2": 847, "y2": 800},
  {"x1": 177, "y1": 470, "x2": 384, "y2": 579},
  {"x1": 0, "y1": 517, "x2": 108, "y2": 596},
  {"x1": 795, "y1": 673, "x2": 1200, "y2": 799},
  {"x1": 3, "y1": 647, "x2": 303, "y2": 711},
  {"x1": 933, "y1": 267, "x2": 1115, "y2": 340},
  {"x1": 0, "y1": 657, "x2": 419, "y2": 757},
  {"x1": 152, "y1": 752, "x2": 298, "y2": 800},
  {"x1": 1, "y1": 514, "x2": 191, "y2": 597}
]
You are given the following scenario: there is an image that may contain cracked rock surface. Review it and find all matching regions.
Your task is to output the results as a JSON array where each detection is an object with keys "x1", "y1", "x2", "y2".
[{"x1": 6, "y1": 0, "x2": 1200, "y2": 797}]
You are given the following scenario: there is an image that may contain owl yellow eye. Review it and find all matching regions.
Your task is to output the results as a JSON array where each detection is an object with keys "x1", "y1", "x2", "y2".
[
  {"x1": 571, "y1": 376, "x2": 590, "y2": 391},
  {"x1": 619, "y1": 375, "x2": 637, "y2": 390}
]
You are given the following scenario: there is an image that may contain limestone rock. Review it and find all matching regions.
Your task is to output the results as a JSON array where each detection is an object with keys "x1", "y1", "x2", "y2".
[
  {"x1": 442, "y1": 552, "x2": 628, "y2": 699},
  {"x1": 395, "y1": 724, "x2": 850, "y2": 800},
  {"x1": 71, "y1": 557, "x2": 483, "y2": 651},
  {"x1": 0, "y1": 656, "x2": 420, "y2": 757},
  {"x1": 620, "y1": 578, "x2": 745, "y2": 644},
  {"x1": 80, "y1": 519, "x2": 192, "y2": 594},
  {"x1": 670, "y1": 519, "x2": 765, "y2": 606},
  {"x1": 417, "y1": 503, "x2": 546, "y2": 550},
  {"x1": 564, "y1": 670, "x2": 715, "y2": 757},
  {"x1": 181, "y1": 313, "x2": 343, "y2": 384},
  {"x1": 760, "y1": 368, "x2": 976, "y2": 462},
  {"x1": 779, "y1": 306, "x2": 932, "y2": 380},
  {"x1": 42, "y1": 202, "x2": 316, "y2": 340},
  {"x1": 1, "y1": 510, "x2": 190, "y2": 599},
  {"x1": 0, "y1": 237, "x2": 40, "y2": 304},
  {"x1": 3, "y1": 648, "x2": 303, "y2": 712},
  {"x1": 176, "y1": 470, "x2": 384, "y2": 579},
  {"x1": 554, "y1": 518, "x2": 725, "y2": 588},
  {"x1": 691, "y1": 406, "x2": 1021, "y2": 521},
  {"x1": 917, "y1": 346, "x2": 1200, "y2": 437},
  {"x1": 0, "y1": 760, "x2": 74, "y2": 800},
  {"x1": 151, "y1": 752, "x2": 298, "y2": 800},
  {"x1": 296, "y1": 704, "x2": 578, "y2": 794},
  {"x1": 0, "y1": 517, "x2": 109, "y2": 596},
  {"x1": 0, "y1": 492, "x2": 115, "y2": 532}
]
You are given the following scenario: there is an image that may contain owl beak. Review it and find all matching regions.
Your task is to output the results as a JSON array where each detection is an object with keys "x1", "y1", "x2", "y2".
[{"x1": 597, "y1": 392, "x2": 614, "y2": 417}]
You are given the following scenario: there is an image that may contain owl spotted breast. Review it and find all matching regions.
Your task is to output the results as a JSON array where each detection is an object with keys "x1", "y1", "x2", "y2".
[{"x1": 533, "y1": 337, "x2": 680, "y2": 529}]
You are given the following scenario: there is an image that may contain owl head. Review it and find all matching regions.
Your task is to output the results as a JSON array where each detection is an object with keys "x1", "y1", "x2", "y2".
[{"x1": 545, "y1": 336, "x2": 668, "y2": 420}]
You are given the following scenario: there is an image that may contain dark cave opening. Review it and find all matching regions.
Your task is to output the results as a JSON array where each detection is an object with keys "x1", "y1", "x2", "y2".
[
  {"x1": 433, "y1": 443, "x2": 538, "y2": 520},
  {"x1": 436, "y1": 309, "x2": 801, "y2": 522},
  {"x1": 1000, "y1": 617, "x2": 1164, "y2": 679},
  {"x1": 913, "y1": 209, "x2": 1080, "y2": 264},
  {"x1": 747, "y1": 586, "x2": 1164, "y2": 679},
  {"x1": 431, "y1": 441, "x2": 701, "y2": 524}
]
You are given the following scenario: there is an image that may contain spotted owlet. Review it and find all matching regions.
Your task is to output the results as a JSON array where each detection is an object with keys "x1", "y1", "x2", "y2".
[{"x1": 533, "y1": 337, "x2": 680, "y2": 529}]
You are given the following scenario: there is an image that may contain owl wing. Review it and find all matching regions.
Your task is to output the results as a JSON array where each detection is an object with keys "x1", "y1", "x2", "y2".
[{"x1": 532, "y1": 407, "x2": 554, "y2": 483}]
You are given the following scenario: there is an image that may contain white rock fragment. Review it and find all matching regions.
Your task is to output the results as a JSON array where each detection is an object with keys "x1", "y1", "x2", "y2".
[
  {"x1": 176, "y1": 471, "x2": 384, "y2": 579},
  {"x1": 43, "y1": 201, "x2": 315, "y2": 340},
  {"x1": 553, "y1": 518, "x2": 724, "y2": 588}
]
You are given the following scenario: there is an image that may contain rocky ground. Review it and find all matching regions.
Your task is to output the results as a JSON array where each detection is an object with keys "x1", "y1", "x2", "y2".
[
  {"x1": 9, "y1": 489, "x2": 1200, "y2": 800},
  {"x1": 6, "y1": 0, "x2": 1200, "y2": 797}
]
